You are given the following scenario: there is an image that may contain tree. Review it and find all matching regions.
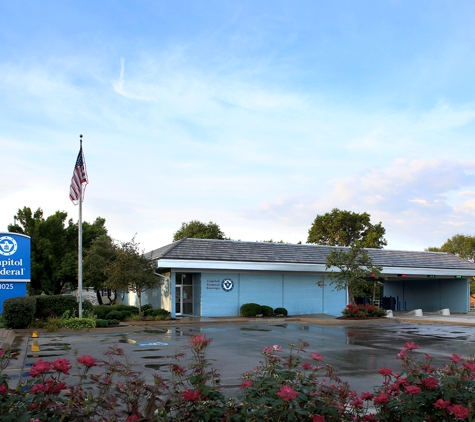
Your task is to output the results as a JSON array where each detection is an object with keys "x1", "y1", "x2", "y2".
[
  {"x1": 173, "y1": 220, "x2": 227, "y2": 242},
  {"x1": 83, "y1": 234, "x2": 118, "y2": 304},
  {"x1": 427, "y1": 234, "x2": 475, "y2": 262},
  {"x1": 427, "y1": 234, "x2": 475, "y2": 295},
  {"x1": 307, "y1": 208, "x2": 387, "y2": 248},
  {"x1": 325, "y1": 244, "x2": 386, "y2": 305},
  {"x1": 104, "y1": 237, "x2": 159, "y2": 315},
  {"x1": 8, "y1": 207, "x2": 107, "y2": 295}
]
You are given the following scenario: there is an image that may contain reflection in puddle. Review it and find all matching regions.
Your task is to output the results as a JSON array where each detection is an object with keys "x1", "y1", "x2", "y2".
[
  {"x1": 145, "y1": 363, "x2": 169, "y2": 370},
  {"x1": 142, "y1": 355, "x2": 173, "y2": 359},
  {"x1": 119, "y1": 339, "x2": 137, "y2": 344},
  {"x1": 27, "y1": 354, "x2": 63, "y2": 358},
  {"x1": 240, "y1": 327, "x2": 272, "y2": 332}
]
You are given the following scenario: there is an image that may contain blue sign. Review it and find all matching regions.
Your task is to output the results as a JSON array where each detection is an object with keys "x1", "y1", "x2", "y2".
[
  {"x1": 0, "y1": 233, "x2": 31, "y2": 281},
  {"x1": 221, "y1": 278, "x2": 234, "y2": 292}
]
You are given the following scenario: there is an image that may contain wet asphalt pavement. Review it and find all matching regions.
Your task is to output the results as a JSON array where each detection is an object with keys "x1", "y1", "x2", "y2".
[{"x1": 4, "y1": 319, "x2": 475, "y2": 396}]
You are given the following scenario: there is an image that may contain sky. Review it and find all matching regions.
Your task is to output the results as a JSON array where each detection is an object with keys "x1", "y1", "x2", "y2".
[{"x1": 1, "y1": 0, "x2": 475, "y2": 253}]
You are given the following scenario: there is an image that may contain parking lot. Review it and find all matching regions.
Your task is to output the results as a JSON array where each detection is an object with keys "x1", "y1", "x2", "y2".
[{"x1": 3, "y1": 317, "x2": 475, "y2": 395}]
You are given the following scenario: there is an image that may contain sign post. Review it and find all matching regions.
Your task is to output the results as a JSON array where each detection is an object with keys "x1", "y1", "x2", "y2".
[{"x1": 0, "y1": 233, "x2": 31, "y2": 314}]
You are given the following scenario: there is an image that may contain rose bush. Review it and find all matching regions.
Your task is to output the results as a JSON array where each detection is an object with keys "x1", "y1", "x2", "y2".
[
  {"x1": 1, "y1": 337, "x2": 474, "y2": 421},
  {"x1": 342, "y1": 304, "x2": 387, "y2": 318}
]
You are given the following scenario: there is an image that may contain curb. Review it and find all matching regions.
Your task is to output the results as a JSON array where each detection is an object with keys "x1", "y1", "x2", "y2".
[{"x1": 0, "y1": 330, "x2": 16, "y2": 350}]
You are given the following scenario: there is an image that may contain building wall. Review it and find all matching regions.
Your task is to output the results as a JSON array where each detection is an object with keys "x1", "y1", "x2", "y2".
[
  {"x1": 384, "y1": 278, "x2": 469, "y2": 312},
  {"x1": 201, "y1": 272, "x2": 240, "y2": 317},
  {"x1": 199, "y1": 271, "x2": 346, "y2": 317}
]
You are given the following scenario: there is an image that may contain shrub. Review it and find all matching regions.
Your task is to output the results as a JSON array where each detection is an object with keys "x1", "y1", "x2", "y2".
[
  {"x1": 240, "y1": 302, "x2": 262, "y2": 317},
  {"x1": 342, "y1": 303, "x2": 387, "y2": 318},
  {"x1": 141, "y1": 303, "x2": 153, "y2": 313},
  {"x1": 113, "y1": 304, "x2": 139, "y2": 315},
  {"x1": 2, "y1": 296, "x2": 36, "y2": 329},
  {"x1": 274, "y1": 307, "x2": 288, "y2": 316},
  {"x1": 95, "y1": 319, "x2": 109, "y2": 328},
  {"x1": 108, "y1": 319, "x2": 120, "y2": 326},
  {"x1": 92, "y1": 304, "x2": 112, "y2": 319},
  {"x1": 104, "y1": 310, "x2": 124, "y2": 321},
  {"x1": 35, "y1": 295, "x2": 93, "y2": 319},
  {"x1": 259, "y1": 305, "x2": 274, "y2": 317},
  {"x1": 144, "y1": 308, "x2": 171, "y2": 318},
  {"x1": 61, "y1": 317, "x2": 96, "y2": 330},
  {"x1": 45, "y1": 316, "x2": 62, "y2": 332}
]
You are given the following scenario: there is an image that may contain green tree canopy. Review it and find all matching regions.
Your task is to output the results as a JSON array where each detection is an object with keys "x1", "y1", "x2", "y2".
[
  {"x1": 427, "y1": 234, "x2": 475, "y2": 295},
  {"x1": 307, "y1": 208, "x2": 387, "y2": 248},
  {"x1": 427, "y1": 234, "x2": 475, "y2": 262},
  {"x1": 83, "y1": 234, "x2": 118, "y2": 304},
  {"x1": 104, "y1": 237, "x2": 160, "y2": 315},
  {"x1": 325, "y1": 244, "x2": 386, "y2": 305},
  {"x1": 173, "y1": 220, "x2": 227, "y2": 242},
  {"x1": 8, "y1": 206, "x2": 107, "y2": 295}
]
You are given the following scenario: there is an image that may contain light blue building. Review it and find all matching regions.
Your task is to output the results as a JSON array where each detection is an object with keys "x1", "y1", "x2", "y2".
[{"x1": 122, "y1": 238, "x2": 475, "y2": 317}]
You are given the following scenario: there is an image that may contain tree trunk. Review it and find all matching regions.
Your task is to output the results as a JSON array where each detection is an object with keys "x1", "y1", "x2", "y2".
[
  {"x1": 95, "y1": 289, "x2": 103, "y2": 305},
  {"x1": 137, "y1": 291, "x2": 142, "y2": 315}
]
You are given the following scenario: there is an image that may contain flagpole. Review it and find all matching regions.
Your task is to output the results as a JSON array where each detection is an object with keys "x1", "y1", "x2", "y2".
[{"x1": 78, "y1": 134, "x2": 83, "y2": 318}]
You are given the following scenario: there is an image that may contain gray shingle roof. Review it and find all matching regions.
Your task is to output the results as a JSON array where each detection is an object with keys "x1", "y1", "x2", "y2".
[{"x1": 146, "y1": 238, "x2": 475, "y2": 271}]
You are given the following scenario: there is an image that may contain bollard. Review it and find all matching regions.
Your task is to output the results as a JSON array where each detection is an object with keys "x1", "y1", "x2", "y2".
[{"x1": 31, "y1": 340, "x2": 40, "y2": 352}]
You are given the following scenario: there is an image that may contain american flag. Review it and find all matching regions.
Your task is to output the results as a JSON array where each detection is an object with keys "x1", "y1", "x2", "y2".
[{"x1": 69, "y1": 146, "x2": 88, "y2": 205}]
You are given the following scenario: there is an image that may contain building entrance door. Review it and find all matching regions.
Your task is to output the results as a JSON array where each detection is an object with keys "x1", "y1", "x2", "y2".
[{"x1": 175, "y1": 273, "x2": 193, "y2": 316}]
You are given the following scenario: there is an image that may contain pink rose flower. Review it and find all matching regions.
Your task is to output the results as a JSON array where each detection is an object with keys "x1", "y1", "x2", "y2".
[
  {"x1": 29, "y1": 359, "x2": 51, "y2": 377},
  {"x1": 182, "y1": 388, "x2": 202, "y2": 402},
  {"x1": 448, "y1": 404, "x2": 469, "y2": 419},
  {"x1": 434, "y1": 398, "x2": 451, "y2": 409},
  {"x1": 450, "y1": 354, "x2": 464, "y2": 364},
  {"x1": 373, "y1": 393, "x2": 390, "y2": 404},
  {"x1": 378, "y1": 368, "x2": 393, "y2": 376},
  {"x1": 404, "y1": 342, "x2": 419, "y2": 351},
  {"x1": 360, "y1": 392, "x2": 374, "y2": 401},
  {"x1": 422, "y1": 376, "x2": 438, "y2": 389},
  {"x1": 310, "y1": 353, "x2": 323, "y2": 361},
  {"x1": 276, "y1": 385, "x2": 299, "y2": 402},
  {"x1": 405, "y1": 385, "x2": 421, "y2": 395},
  {"x1": 239, "y1": 381, "x2": 253, "y2": 390},
  {"x1": 52, "y1": 357, "x2": 72, "y2": 375},
  {"x1": 77, "y1": 355, "x2": 97, "y2": 367},
  {"x1": 189, "y1": 335, "x2": 211, "y2": 351}
]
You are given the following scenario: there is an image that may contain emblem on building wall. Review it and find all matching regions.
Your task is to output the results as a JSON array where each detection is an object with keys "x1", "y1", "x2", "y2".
[{"x1": 221, "y1": 278, "x2": 234, "y2": 292}]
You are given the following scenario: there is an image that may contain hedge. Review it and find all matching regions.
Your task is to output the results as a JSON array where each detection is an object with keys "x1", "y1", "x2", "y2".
[{"x1": 3, "y1": 296, "x2": 37, "y2": 329}]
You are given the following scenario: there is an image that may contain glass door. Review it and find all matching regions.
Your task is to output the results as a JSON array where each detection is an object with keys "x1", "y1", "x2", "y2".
[
  {"x1": 175, "y1": 286, "x2": 183, "y2": 315},
  {"x1": 176, "y1": 273, "x2": 193, "y2": 316}
]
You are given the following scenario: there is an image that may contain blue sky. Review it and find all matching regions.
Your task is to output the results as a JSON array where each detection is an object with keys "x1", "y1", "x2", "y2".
[{"x1": 1, "y1": 0, "x2": 475, "y2": 252}]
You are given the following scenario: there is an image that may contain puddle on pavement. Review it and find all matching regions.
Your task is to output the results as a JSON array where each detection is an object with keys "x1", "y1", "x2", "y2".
[
  {"x1": 142, "y1": 355, "x2": 173, "y2": 359},
  {"x1": 144, "y1": 363, "x2": 169, "y2": 370},
  {"x1": 119, "y1": 338, "x2": 138, "y2": 344},
  {"x1": 27, "y1": 353, "x2": 64, "y2": 358},
  {"x1": 133, "y1": 348, "x2": 167, "y2": 352},
  {"x1": 41, "y1": 343, "x2": 72, "y2": 351},
  {"x1": 142, "y1": 329, "x2": 169, "y2": 334},
  {"x1": 240, "y1": 327, "x2": 272, "y2": 332}
]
